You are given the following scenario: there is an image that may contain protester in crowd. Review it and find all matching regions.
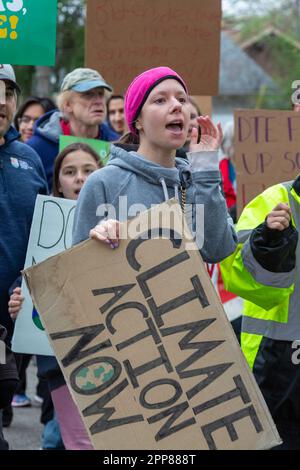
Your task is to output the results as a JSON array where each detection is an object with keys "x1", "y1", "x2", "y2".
[
  {"x1": 0, "y1": 64, "x2": 48, "y2": 446},
  {"x1": 106, "y1": 94, "x2": 126, "y2": 136},
  {"x1": 219, "y1": 122, "x2": 237, "y2": 223},
  {"x1": 1, "y1": 69, "x2": 61, "y2": 450},
  {"x1": 73, "y1": 66, "x2": 237, "y2": 266},
  {"x1": 220, "y1": 176, "x2": 300, "y2": 449},
  {"x1": 52, "y1": 142, "x2": 101, "y2": 198},
  {"x1": 11, "y1": 95, "x2": 55, "y2": 406},
  {"x1": 182, "y1": 97, "x2": 202, "y2": 151},
  {"x1": 116, "y1": 95, "x2": 200, "y2": 158},
  {"x1": 27, "y1": 68, "x2": 119, "y2": 190},
  {"x1": 14, "y1": 96, "x2": 56, "y2": 142},
  {"x1": 9, "y1": 142, "x2": 101, "y2": 450}
]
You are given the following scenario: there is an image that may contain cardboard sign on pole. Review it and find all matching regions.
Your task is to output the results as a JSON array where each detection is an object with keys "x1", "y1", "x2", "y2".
[
  {"x1": 234, "y1": 109, "x2": 300, "y2": 215},
  {"x1": 0, "y1": 0, "x2": 57, "y2": 66},
  {"x1": 12, "y1": 195, "x2": 76, "y2": 356},
  {"x1": 86, "y1": 0, "x2": 221, "y2": 95},
  {"x1": 24, "y1": 201, "x2": 281, "y2": 450}
]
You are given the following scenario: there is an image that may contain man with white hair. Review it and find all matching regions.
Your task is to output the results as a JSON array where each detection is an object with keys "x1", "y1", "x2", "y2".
[{"x1": 28, "y1": 68, "x2": 119, "y2": 189}]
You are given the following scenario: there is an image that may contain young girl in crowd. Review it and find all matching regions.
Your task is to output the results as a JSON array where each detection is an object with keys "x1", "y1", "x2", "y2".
[
  {"x1": 9, "y1": 142, "x2": 101, "y2": 450},
  {"x1": 52, "y1": 142, "x2": 100, "y2": 198},
  {"x1": 73, "y1": 67, "x2": 237, "y2": 262}
]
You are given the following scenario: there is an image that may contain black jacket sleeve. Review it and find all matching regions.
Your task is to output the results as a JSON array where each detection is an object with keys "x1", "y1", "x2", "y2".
[{"x1": 250, "y1": 222, "x2": 298, "y2": 272}]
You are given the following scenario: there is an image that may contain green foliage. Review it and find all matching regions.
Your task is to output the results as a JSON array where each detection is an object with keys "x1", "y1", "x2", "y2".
[
  {"x1": 224, "y1": 0, "x2": 300, "y2": 109},
  {"x1": 260, "y1": 35, "x2": 300, "y2": 109},
  {"x1": 15, "y1": 0, "x2": 85, "y2": 97},
  {"x1": 238, "y1": 16, "x2": 272, "y2": 42},
  {"x1": 56, "y1": 0, "x2": 85, "y2": 73},
  {"x1": 14, "y1": 66, "x2": 35, "y2": 97}
]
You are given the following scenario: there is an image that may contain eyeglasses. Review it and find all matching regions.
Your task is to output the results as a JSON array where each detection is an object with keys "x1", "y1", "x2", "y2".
[{"x1": 18, "y1": 115, "x2": 38, "y2": 125}]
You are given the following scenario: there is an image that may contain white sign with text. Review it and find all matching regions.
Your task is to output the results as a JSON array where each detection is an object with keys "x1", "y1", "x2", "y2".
[{"x1": 12, "y1": 195, "x2": 76, "y2": 355}]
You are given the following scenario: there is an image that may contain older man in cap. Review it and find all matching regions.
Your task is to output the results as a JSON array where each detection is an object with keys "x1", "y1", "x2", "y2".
[
  {"x1": 28, "y1": 68, "x2": 119, "y2": 189},
  {"x1": 0, "y1": 64, "x2": 47, "y2": 446}
]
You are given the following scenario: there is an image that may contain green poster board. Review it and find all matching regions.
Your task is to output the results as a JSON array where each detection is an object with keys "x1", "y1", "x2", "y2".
[
  {"x1": 0, "y1": 0, "x2": 57, "y2": 66},
  {"x1": 59, "y1": 135, "x2": 110, "y2": 166}
]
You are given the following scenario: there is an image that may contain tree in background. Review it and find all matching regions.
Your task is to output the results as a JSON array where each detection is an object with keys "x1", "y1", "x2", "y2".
[
  {"x1": 15, "y1": 0, "x2": 85, "y2": 99},
  {"x1": 224, "y1": 0, "x2": 300, "y2": 109},
  {"x1": 225, "y1": 0, "x2": 300, "y2": 41}
]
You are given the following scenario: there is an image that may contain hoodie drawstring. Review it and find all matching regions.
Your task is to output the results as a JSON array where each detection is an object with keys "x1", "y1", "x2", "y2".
[
  {"x1": 159, "y1": 177, "x2": 180, "y2": 203},
  {"x1": 159, "y1": 177, "x2": 187, "y2": 220},
  {"x1": 174, "y1": 184, "x2": 179, "y2": 202},
  {"x1": 159, "y1": 177, "x2": 186, "y2": 213},
  {"x1": 159, "y1": 177, "x2": 170, "y2": 202}
]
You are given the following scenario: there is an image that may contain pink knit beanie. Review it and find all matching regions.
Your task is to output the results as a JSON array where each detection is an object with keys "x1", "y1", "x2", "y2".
[{"x1": 124, "y1": 66, "x2": 188, "y2": 135}]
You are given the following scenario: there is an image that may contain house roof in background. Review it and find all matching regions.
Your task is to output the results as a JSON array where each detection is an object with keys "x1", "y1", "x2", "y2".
[
  {"x1": 240, "y1": 26, "x2": 300, "y2": 51},
  {"x1": 220, "y1": 32, "x2": 278, "y2": 95}
]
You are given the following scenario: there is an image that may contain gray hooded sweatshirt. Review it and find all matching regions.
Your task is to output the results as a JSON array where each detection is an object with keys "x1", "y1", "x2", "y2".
[{"x1": 72, "y1": 145, "x2": 237, "y2": 263}]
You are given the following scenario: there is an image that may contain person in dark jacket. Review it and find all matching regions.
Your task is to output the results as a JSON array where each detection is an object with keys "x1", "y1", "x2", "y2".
[
  {"x1": 27, "y1": 68, "x2": 119, "y2": 190},
  {"x1": 0, "y1": 64, "x2": 48, "y2": 343},
  {"x1": 10, "y1": 97, "x2": 56, "y2": 410},
  {"x1": 221, "y1": 176, "x2": 300, "y2": 449},
  {"x1": 0, "y1": 63, "x2": 48, "y2": 443}
]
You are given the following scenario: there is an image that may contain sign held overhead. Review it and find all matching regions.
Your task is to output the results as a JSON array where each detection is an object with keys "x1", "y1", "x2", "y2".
[
  {"x1": 234, "y1": 109, "x2": 300, "y2": 215},
  {"x1": 86, "y1": 0, "x2": 221, "y2": 95}
]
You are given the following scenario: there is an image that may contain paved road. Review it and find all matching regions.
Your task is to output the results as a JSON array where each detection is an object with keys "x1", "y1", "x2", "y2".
[{"x1": 3, "y1": 359, "x2": 44, "y2": 450}]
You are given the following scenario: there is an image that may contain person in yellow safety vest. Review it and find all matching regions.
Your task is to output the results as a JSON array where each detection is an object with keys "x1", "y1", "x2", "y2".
[{"x1": 220, "y1": 175, "x2": 300, "y2": 450}]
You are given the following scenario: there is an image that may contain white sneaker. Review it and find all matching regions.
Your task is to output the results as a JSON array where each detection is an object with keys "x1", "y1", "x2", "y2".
[{"x1": 34, "y1": 394, "x2": 44, "y2": 405}]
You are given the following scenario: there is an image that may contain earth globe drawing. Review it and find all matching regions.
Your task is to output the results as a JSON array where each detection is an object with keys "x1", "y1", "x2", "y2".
[
  {"x1": 75, "y1": 362, "x2": 115, "y2": 392},
  {"x1": 32, "y1": 307, "x2": 44, "y2": 331}
]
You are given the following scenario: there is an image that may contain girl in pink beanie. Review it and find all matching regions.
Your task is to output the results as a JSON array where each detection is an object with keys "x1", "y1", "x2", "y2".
[{"x1": 73, "y1": 66, "x2": 237, "y2": 263}]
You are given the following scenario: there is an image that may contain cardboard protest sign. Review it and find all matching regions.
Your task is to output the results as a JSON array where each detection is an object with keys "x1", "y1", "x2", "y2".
[
  {"x1": 24, "y1": 200, "x2": 280, "y2": 450},
  {"x1": 86, "y1": 0, "x2": 221, "y2": 95},
  {"x1": 59, "y1": 136, "x2": 110, "y2": 166},
  {"x1": 234, "y1": 109, "x2": 300, "y2": 215},
  {"x1": 12, "y1": 195, "x2": 76, "y2": 356},
  {"x1": 0, "y1": 0, "x2": 57, "y2": 66}
]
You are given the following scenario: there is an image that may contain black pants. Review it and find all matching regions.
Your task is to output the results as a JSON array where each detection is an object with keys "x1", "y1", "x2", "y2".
[
  {"x1": 0, "y1": 411, "x2": 8, "y2": 450},
  {"x1": 14, "y1": 353, "x2": 32, "y2": 395},
  {"x1": 14, "y1": 353, "x2": 46, "y2": 398},
  {"x1": 253, "y1": 338, "x2": 300, "y2": 450}
]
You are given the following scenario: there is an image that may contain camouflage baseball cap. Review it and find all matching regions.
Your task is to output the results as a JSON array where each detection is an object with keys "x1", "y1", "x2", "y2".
[
  {"x1": 60, "y1": 68, "x2": 112, "y2": 93},
  {"x1": 0, "y1": 64, "x2": 21, "y2": 92}
]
